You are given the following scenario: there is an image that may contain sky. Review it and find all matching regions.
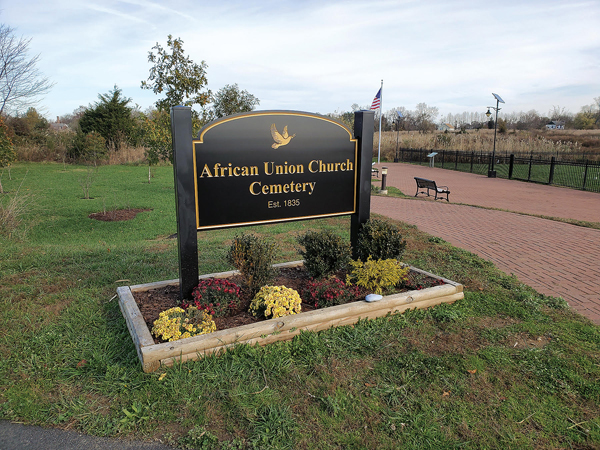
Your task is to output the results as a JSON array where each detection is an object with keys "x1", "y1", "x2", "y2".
[{"x1": 2, "y1": 0, "x2": 600, "y2": 122}]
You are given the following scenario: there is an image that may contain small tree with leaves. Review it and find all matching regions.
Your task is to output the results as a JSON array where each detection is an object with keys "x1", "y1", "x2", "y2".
[
  {"x1": 141, "y1": 109, "x2": 171, "y2": 183},
  {"x1": 141, "y1": 35, "x2": 211, "y2": 113},
  {"x1": 210, "y1": 84, "x2": 259, "y2": 119},
  {"x1": 0, "y1": 115, "x2": 16, "y2": 194}
]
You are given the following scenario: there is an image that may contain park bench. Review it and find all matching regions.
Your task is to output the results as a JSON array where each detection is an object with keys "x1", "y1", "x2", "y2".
[
  {"x1": 414, "y1": 177, "x2": 450, "y2": 202},
  {"x1": 372, "y1": 162, "x2": 379, "y2": 177}
]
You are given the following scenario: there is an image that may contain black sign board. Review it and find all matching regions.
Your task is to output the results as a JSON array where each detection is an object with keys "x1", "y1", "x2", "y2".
[
  {"x1": 171, "y1": 108, "x2": 374, "y2": 300},
  {"x1": 193, "y1": 112, "x2": 357, "y2": 230}
]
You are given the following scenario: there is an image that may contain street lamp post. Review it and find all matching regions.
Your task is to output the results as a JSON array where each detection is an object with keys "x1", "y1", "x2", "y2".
[
  {"x1": 485, "y1": 93, "x2": 505, "y2": 178},
  {"x1": 394, "y1": 110, "x2": 403, "y2": 162}
]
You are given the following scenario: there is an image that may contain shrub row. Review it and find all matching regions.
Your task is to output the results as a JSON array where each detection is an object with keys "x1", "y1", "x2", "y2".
[{"x1": 152, "y1": 219, "x2": 410, "y2": 341}]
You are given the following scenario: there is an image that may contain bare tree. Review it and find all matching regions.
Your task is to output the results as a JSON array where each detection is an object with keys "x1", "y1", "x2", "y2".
[
  {"x1": 0, "y1": 24, "x2": 54, "y2": 115},
  {"x1": 414, "y1": 103, "x2": 439, "y2": 133}
]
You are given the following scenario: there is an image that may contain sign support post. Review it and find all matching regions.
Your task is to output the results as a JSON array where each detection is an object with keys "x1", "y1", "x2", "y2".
[
  {"x1": 171, "y1": 106, "x2": 199, "y2": 300},
  {"x1": 351, "y1": 110, "x2": 375, "y2": 258}
]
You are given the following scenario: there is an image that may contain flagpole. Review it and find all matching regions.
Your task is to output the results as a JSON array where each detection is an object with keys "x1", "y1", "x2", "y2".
[{"x1": 377, "y1": 79, "x2": 383, "y2": 163}]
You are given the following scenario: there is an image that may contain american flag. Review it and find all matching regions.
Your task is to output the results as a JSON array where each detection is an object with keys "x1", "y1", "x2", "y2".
[{"x1": 370, "y1": 88, "x2": 381, "y2": 110}]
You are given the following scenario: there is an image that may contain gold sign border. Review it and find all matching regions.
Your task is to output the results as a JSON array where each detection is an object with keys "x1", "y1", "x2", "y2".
[{"x1": 192, "y1": 111, "x2": 358, "y2": 231}]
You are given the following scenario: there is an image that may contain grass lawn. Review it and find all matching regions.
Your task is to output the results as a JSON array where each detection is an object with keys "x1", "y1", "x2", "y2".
[{"x1": 1, "y1": 162, "x2": 599, "y2": 449}]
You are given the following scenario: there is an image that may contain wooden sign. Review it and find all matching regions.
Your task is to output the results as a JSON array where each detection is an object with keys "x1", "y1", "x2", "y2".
[{"x1": 193, "y1": 112, "x2": 357, "y2": 230}]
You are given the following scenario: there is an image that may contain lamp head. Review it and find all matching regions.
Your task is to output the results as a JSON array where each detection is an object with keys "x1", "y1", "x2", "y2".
[{"x1": 486, "y1": 109, "x2": 492, "y2": 118}]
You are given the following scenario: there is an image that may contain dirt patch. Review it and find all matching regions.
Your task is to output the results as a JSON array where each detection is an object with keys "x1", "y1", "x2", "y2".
[
  {"x1": 402, "y1": 327, "x2": 483, "y2": 356},
  {"x1": 505, "y1": 332, "x2": 551, "y2": 349},
  {"x1": 88, "y1": 208, "x2": 152, "y2": 222}
]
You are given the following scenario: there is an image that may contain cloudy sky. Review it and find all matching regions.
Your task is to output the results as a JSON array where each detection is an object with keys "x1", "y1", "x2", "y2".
[{"x1": 3, "y1": 0, "x2": 600, "y2": 121}]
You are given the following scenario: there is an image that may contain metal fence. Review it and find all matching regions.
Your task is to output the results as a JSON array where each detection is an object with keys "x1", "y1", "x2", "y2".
[{"x1": 394, "y1": 148, "x2": 600, "y2": 193}]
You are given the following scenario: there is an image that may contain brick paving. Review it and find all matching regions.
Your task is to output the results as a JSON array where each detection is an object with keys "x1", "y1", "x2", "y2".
[{"x1": 371, "y1": 163, "x2": 600, "y2": 324}]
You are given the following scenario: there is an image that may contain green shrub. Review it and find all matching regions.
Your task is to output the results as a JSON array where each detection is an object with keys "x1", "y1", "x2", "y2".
[
  {"x1": 227, "y1": 233, "x2": 278, "y2": 295},
  {"x1": 297, "y1": 230, "x2": 351, "y2": 278},
  {"x1": 346, "y1": 257, "x2": 410, "y2": 294},
  {"x1": 249, "y1": 285, "x2": 302, "y2": 319},
  {"x1": 356, "y1": 218, "x2": 406, "y2": 261}
]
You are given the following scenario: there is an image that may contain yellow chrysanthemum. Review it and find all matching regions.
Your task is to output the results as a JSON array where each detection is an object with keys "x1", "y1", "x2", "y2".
[
  {"x1": 152, "y1": 306, "x2": 216, "y2": 341},
  {"x1": 249, "y1": 285, "x2": 302, "y2": 319}
]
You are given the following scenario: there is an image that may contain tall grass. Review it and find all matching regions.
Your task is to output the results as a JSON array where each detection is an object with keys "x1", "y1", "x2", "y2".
[
  {"x1": 375, "y1": 129, "x2": 600, "y2": 161},
  {"x1": 0, "y1": 171, "x2": 33, "y2": 239}
]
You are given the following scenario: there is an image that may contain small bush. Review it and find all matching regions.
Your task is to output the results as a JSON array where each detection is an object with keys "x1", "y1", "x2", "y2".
[
  {"x1": 227, "y1": 233, "x2": 278, "y2": 296},
  {"x1": 297, "y1": 230, "x2": 351, "y2": 278},
  {"x1": 302, "y1": 277, "x2": 361, "y2": 308},
  {"x1": 151, "y1": 307, "x2": 216, "y2": 341},
  {"x1": 250, "y1": 285, "x2": 302, "y2": 319},
  {"x1": 346, "y1": 257, "x2": 410, "y2": 294},
  {"x1": 356, "y1": 218, "x2": 406, "y2": 261},
  {"x1": 185, "y1": 278, "x2": 241, "y2": 317}
]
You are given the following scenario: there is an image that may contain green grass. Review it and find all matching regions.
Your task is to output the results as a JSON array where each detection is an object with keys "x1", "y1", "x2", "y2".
[{"x1": 1, "y1": 162, "x2": 599, "y2": 449}]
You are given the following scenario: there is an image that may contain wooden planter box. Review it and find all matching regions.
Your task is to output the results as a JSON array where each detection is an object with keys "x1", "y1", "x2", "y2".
[{"x1": 118, "y1": 261, "x2": 463, "y2": 373}]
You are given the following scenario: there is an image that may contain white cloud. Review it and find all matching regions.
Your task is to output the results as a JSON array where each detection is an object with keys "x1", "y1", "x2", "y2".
[{"x1": 2, "y1": 0, "x2": 599, "y2": 119}]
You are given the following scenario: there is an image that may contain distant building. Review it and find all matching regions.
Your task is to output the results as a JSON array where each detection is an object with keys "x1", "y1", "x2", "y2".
[
  {"x1": 438, "y1": 123, "x2": 455, "y2": 132},
  {"x1": 545, "y1": 120, "x2": 565, "y2": 130},
  {"x1": 50, "y1": 116, "x2": 69, "y2": 131}
]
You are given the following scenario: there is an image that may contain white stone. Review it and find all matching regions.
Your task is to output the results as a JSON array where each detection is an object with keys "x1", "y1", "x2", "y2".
[{"x1": 365, "y1": 294, "x2": 383, "y2": 302}]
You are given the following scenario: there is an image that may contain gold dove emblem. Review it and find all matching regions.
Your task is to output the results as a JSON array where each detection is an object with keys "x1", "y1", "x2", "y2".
[{"x1": 270, "y1": 124, "x2": 295, "y2": 149}]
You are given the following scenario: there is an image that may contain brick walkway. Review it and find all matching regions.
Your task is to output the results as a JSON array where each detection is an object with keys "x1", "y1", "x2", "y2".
[{"x1": 371, "y1": 163, "x2": 600, "y2": 324}]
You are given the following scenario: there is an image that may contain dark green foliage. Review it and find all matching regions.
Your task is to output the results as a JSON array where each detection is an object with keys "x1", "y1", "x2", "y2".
[
  {"x1": 68, "y1": 128, "x2": 107, "y2": 163},
  {"x1": 297, "y1": 229, "x2": 351, "y2": 278},
  {"x1": 0, "y1": 115, "x2": 15, "y2": 169},
  {"x1": 226, "y1": 233, "x2": 278, "y2": 295},
  {"x1": 356, "y1": 218, "x2": 406, "y2": 261},
  {"x1": 79, "y1": 85, "x2": 135, "y2": 149},
  {"x1": 211, "y1": 83, "x2": 260, "y2": 119}
]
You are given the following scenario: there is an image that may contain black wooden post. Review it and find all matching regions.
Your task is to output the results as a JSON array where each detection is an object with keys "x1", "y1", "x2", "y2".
[
  {"x1": 351, "y1": 110, "x2": 374, "y2": 258},
  {"x1": 583, "y1": 160, "x2": 589, "y2": 190},
  {"x1": 549, "y1": 156, "x2": 556, "y2": 185},
  {"x1": 171, "y1": 106, "x2": 199, "y2": 301},
  {"x1": 508, "y1": 154, "x2": 514, "y2": 179}
]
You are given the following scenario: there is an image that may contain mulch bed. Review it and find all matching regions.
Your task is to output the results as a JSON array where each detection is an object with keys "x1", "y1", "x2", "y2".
[
  {"x1": 89, "y1": 208, "x2": 152, "y2": 221},
  {"x1": 134, "y1": 266, "x2": 324, "y2": 344},
  {"x1": 133, "y1": 266, "x2": 442, "y2": 345}
]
